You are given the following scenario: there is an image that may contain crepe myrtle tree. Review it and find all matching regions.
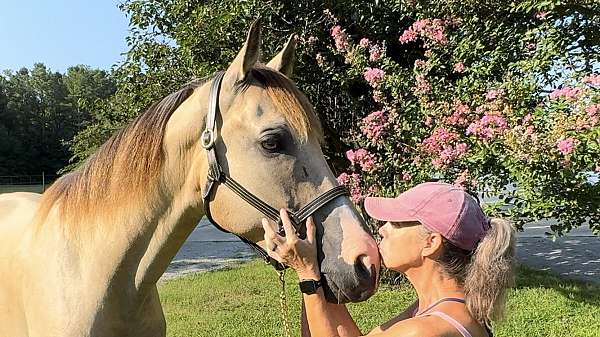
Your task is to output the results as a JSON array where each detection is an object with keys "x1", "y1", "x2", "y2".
[
  {"x1": 324, "y1": 2, "x2": 600, "y2": 236},
  {"x1": 69, "y1": 0, "x2": 599, "y2": 236}
]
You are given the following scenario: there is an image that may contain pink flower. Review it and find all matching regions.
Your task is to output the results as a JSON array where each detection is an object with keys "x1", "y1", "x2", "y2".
[
  {"x1": 359, "y1": 38, "x2": 370, "y2": 48},
  {"x1": 361, "y1": 110, "x2": 388, "y2": 143},
  {"x1": 549, "y1": 87, "x2": 582, "y2": 100},
  {"x1": 369, "y1": 45, "x2": 382, "y2": 62},
  {"x1": 583, "y1": 74, "x2": 600, "y2": 86},
  {"x1": 399, "y1": 29, "x2": 417, "y2": 43},
  {"x1": 556, "y1": 138, "x2": 578, "y2": 155},
  {"x1": 415, "y1": 59, "x2": 427, "y2": 68},
  {"x1": 453, "y1": 62, "x2": 466, "y2": 73},
  {"x1": 414, "y1": 74, "x2": 431, "y2": 95},
  {"x1": 330, "y1": 26, "x2": 342, "y2": 37},
  {"x1": 445, "y1": 100, "x2": 470, "y2": 126},
  {"x1": 485, "y1": 89, "x2": 504, "y2": 101},
  {"x1": 596, "y1": 165, "x2": 600, "y2": 173},
  {"x1": 346, "y1": 149, "x2": 376, "y2": 172},
  {"x1": 402, "y1": 171, "x2": 412, "y2": 181},
  {"x1": 330, "y1": 25, "x2": 349, "y2": 51},
  {"x1": 535, "y1": 11, "x2": 549, "y2": 20},
  {"x1": 399, "y1": 18, "x2": 448, "y2": 46},
  {"x1": 337, "y1": 173, "x2": 364, "y2": 203},
  {"x1": 363, "y1": 67, "x2": 385, "y2": 87},
  {"x1": 466, "y1": 113, "x2": 508, "y2": 140},
  {"x1": 424, "y1": 116, "x2": 433, "y2": 127}
]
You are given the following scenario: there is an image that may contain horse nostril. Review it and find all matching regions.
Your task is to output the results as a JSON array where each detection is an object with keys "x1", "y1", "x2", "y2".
[{"x1": 354, "y1": 254, "x2": 372, "y2": 281}]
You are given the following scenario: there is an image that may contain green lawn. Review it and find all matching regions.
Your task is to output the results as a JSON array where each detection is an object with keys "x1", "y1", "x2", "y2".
[
  {"x1": 0, "y1": 184, "x2": 45, "y2": 194},
  {"x1": 158, "y1": 260, "x2": 600, "y2": 337}
]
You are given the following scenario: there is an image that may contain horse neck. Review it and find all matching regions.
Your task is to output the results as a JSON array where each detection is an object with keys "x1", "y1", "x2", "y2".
[{"x1": 130, "y1": 86, "x2": 211, "y2": 293}]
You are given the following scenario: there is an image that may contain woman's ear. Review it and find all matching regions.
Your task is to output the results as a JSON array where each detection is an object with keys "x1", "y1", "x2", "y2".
[{"x1": 421, "y1": 232, "x2": 444, "y2": 259}]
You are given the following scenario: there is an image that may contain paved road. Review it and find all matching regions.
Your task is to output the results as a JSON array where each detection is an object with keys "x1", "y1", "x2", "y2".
[{"x1": 164, "y1": 219, "x2": 600, "y2": 283}]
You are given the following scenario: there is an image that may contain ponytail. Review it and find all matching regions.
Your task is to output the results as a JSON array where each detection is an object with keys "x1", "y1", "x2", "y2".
[
  {"x1": 464, "y1": 218, "x2": 516, "y2": 325},
  {"x1": 430, "y1": 218, "x2": 516, "y2": 326}
]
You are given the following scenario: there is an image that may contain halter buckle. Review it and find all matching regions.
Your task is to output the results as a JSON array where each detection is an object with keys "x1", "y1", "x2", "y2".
[{"x1": 201, "y1": 129, "x2": 215, "y2": 149}]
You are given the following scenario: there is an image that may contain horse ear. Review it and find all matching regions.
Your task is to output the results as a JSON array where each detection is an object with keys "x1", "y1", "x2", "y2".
[
  {"x1": 224, "y1": 18, "x2": 261, "y2": 84},
  {"x1": 266, "y1": 34, "x2": 296, "y2": 77}
]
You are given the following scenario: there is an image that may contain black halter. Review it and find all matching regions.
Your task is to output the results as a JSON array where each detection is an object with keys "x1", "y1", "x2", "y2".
[{"x1": 201, "y1": 71, "x2": 349, "y2": 270}]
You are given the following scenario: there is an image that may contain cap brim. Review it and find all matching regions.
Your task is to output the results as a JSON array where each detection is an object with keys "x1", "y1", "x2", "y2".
[{"x1": 364, "y1": 196, "x2": 417, "y2": 222}]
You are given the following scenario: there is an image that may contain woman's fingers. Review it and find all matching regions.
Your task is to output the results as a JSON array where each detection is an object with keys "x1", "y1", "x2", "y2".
[
  {"x1": 306, "y1": 216, "x2": 317, "y2": 246},
  {"x1": 279, "y1": 209, "x2": 299, "y2": 241}
]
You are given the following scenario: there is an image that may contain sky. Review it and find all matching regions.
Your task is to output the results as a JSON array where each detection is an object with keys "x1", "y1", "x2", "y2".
[{"x1": 0, "y1": 0, "x2": 129, "y2": 73}]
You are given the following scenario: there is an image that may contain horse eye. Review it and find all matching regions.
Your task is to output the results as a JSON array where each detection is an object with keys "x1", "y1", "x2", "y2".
[{"x1": 260, "y1": 137, "x2": 280, "y2": 152}]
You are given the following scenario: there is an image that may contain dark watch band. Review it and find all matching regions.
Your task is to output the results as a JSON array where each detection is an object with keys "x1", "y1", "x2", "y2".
[{"x1": 299, "y1": 279, "x2": 322, "y2": 295}]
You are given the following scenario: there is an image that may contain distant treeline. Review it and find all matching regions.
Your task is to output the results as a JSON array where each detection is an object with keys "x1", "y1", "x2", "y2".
[{"x1": 0, "y1": 63, "x2": 115, "y2": 175}]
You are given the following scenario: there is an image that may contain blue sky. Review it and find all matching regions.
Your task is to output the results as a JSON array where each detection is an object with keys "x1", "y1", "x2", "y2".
[{"x1": 0, "y1": 1, "x2": 129, "y2": 73}]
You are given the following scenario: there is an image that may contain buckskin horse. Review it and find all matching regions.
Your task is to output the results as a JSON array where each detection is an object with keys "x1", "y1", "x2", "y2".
[{"x1": 0, "y1": 21, "x2": 380, "y2": 337}]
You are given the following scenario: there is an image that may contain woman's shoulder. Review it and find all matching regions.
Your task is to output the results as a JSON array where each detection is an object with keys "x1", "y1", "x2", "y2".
[{"x1": 367, "y1": 316, "x2": 447, "y2": 337}]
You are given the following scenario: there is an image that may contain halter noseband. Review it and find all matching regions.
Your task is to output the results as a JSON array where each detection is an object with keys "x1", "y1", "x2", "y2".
[{"x1": 201, "y1": 71, "x2": 349, "y2": 270}]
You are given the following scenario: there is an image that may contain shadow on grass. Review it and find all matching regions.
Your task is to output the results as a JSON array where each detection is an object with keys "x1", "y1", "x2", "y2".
[{"x1": 515, "y1": 266, "x2": 600, "y2": 307}]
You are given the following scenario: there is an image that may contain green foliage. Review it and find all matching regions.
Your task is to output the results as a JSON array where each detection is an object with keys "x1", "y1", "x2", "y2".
[
  {"x1": 0, "y1": 64, "x2": 115, "y2": 175},
  {"x1": 159, "y1": 260, "x2": 600, "y2": 337},
  {"x1": 69, "y1": 0, "x2": 600, "y2": 236}
]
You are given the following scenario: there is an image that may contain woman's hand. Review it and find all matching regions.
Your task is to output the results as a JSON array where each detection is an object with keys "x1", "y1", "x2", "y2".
[{"x1": 262, "y1": 209, "x2": 320, "y2": 280}]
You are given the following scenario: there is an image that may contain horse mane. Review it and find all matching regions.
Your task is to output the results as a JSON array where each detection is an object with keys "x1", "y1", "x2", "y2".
[{"x1": 35, "y1": 66, "x2": 323, "y2": 229}]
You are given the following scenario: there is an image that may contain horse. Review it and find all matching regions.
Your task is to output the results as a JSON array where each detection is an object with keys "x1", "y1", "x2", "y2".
[{"x1": 0, "y1": 21, "x2": 380, "y2": 337}]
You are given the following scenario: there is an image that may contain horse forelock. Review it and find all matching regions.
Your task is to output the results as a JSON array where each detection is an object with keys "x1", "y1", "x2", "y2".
[{"x1": 236, "y1": 65, "x2": 323, "y2": 144}]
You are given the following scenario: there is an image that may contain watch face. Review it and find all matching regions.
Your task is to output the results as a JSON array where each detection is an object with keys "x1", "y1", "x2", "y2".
[{"x1": 299, "y1": 280, "x2": 320, "y2": 294}]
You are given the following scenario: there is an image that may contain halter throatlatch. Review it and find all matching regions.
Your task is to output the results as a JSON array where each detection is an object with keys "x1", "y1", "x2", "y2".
[{"x1": 201, "y1": 71, "x2": 349, "y2": 270}]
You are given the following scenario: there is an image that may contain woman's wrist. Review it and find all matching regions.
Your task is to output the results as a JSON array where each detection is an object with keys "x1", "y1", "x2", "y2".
[{"x1": 297, "y1": 266, "x2": 320, "y2": 280}]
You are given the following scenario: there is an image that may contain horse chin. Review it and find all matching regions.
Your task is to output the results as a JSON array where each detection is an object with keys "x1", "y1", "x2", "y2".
[
  {"x1": 321, "y1": 274, "x2": 376, "y2": 304},
  {"x1": 321, "y1": 275, "x2": 352, "y2": 304}
]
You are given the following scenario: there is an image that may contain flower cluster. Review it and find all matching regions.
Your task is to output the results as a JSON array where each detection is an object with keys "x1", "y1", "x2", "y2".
[
  {"x1": 337, "y1": 173, "x2": 364, "y2": 203},
  {"x1": 414, "y1": 74, "x2": 431, "y2": 95},
  {"x1": 422, "y1": 127, "x2": 468, "y2": 168},
  {"x1": 369, "y1": 44, "x2": 383, "y2": 62},
  {"x1": 330, "y1": 25, "x2": 350, "y2": 51},
  {"x1": 399, "y1": 18, "x2": 448, "y2": 46},
  {"x1": 364, "y1": 67, "x2": 385, "y2": 87},
  {"x1": 361, "y1": 110, "x2": 388, "y2": 143},
  {"x1": 549, "y1": 86, "x2": 582, "y2": 100},
  {"x1": 346, "y1": 149, "x2": 376, "y2": 172},
  {"x1": 485, "y1": 88, "x2": 504, "y2": 101},
  {"x1": 466, "y1": 113, "x2": 508, "y2": 140},
  {"x1": 445, "y1": 100, "x2": 470, "y2": 126},
  {"x1": 556, "y1": 138, "x2": 578, "y2": 156},
  {"x1": 583, "y1": 74, "x2": 600, "y2": 87},
  {"x1": 453, "y1": 62, "x2": 466, "y2": 73}
]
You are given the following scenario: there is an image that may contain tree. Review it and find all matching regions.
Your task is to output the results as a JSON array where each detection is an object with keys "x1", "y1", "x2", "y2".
[
  {"x1": 69, "y1": 0, "x2": 600, "y2": 236},
  {"x1": 0, "y1": 64, "x2": 115, "y2": 175}
]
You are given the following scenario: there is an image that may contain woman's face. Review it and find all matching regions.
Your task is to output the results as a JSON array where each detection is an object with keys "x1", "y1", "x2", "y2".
[{"x1": 377, "y1": 221, "x2": 426, "y2": 272}]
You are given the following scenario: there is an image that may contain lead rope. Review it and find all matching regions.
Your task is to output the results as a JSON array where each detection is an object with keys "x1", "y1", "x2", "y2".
[{"x1": 278, "y1": 269, "x2": 292, "y2": 337}]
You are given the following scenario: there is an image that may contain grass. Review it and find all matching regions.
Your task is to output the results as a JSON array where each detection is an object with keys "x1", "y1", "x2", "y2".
[
  {"x1": 0, "y1": 184, "x2": 45, "y2": 194},
  {"x1": 159, "y1": 260, "x2": 600, "y2": 337}
]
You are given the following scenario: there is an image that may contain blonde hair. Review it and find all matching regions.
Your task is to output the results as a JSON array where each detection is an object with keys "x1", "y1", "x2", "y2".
[{"x1": 426, "y1": 218, "x2": 516, "y2": 326}]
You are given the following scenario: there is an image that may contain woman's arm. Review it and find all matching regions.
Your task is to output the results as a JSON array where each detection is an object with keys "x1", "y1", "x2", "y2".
[{"x1": 263, "y1": 210, "x2": 363, "y2": 337}]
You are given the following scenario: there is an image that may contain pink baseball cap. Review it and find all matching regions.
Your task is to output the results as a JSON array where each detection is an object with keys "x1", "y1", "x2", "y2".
[{"x1": 364, "y1": 182, "x2": 490, "y2": 251}]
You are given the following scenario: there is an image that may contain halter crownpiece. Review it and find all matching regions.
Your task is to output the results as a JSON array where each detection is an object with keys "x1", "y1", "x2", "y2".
[{"x1": 201, "y1": 71, "x2": 350, "y2": 270}]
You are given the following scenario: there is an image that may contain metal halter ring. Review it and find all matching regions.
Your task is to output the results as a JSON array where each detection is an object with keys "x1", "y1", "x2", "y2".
[{"x1": 201, "y1": 129, "x2": 216, "y2": 149}]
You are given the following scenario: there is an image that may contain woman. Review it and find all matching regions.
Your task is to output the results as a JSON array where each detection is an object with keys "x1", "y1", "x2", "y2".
[{"x1": 262, "y1": 181, "x2": 516, "y2": 337}]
